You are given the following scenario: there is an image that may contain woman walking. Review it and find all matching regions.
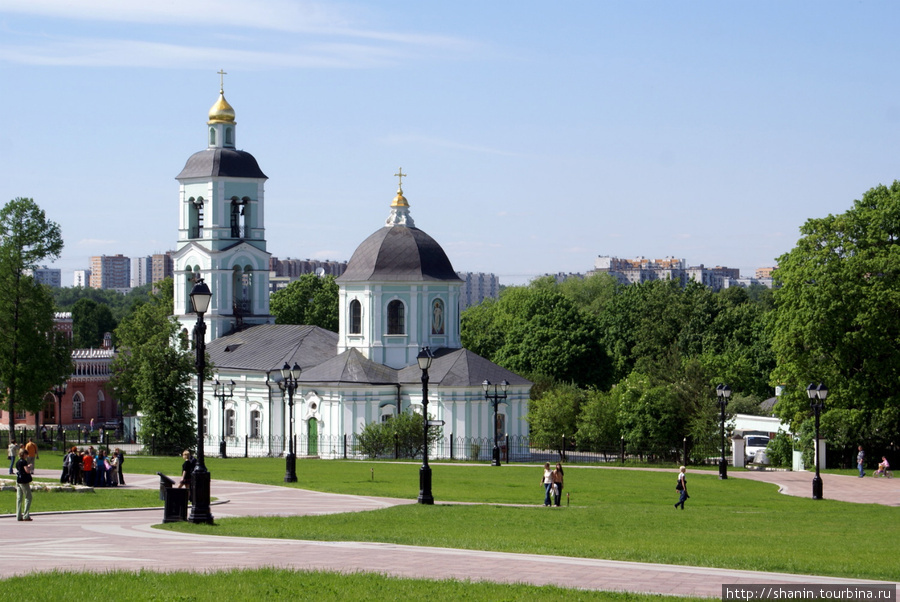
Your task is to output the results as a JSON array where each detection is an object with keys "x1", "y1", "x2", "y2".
[
  {"x1": 540, "y1": 462, "x2": 553, "y2": 506},
  {"x1": 674, "y1": 465, "x2": 689, "y2": 509},
  {"x1": 551, "y1": 462, "x2": 564, "y2": 506}
]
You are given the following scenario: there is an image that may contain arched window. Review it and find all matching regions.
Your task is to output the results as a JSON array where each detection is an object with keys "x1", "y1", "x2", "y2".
[
  {"x1": 225, "y1": 126, "x2": 233, "y2": 146},
  {"x1": 431, "y1": 298, "x2": 445, "y2": 334},
  {"x1": 349, "y1": 299, "x2": 362, "y2": 334},
  {"x1": 387, "y1": 300, "x2": 405, "y2": 335},
  {"x1": 43, "y1": 396, "x2": 56, "y2": 423},
  {"x1": 97, "y1": 390, "x2": 105, "y2": 419},
  {"x1": 225, "y1": 409, "x2": 236, "y2": 437},
  {"x1": 203, "y1": 407, "x2": 209, "y2": 437},
  {"x1": 73, "y1": 393, "x2": 84, "y2": 420},
  {"x1": 209, "y1": 127, "x2": 216, "y2": 146},
  {"x1": 250, "y1": 410, "x2": 261, "y2": 438}
]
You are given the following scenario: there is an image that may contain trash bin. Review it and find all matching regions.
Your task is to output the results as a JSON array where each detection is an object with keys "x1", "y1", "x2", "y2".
[
  {"x1": 158, "y1": 472, "x2": 188, "y2": 523},
  {"x1": 158, "y1": 472, "x2": 175, "y2": 501}
]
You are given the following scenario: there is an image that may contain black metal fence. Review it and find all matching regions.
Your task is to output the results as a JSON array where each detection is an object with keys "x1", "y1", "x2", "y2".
[
  {"x1": 1, "y1": 426, "x2": 132, "y2": 452},
  {"x1": 193, "y1": 433, "x2": 727, "y2": 466}
]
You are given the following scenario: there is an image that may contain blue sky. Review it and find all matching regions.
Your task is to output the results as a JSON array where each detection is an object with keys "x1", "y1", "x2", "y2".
[{"x1": 3, "y1": 1, "x2": 900, "y2": 285}]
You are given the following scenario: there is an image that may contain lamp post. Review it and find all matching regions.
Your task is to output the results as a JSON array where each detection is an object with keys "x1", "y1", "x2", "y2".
[
  {"x1": 806, "y1": 382, "x2": 827, "y2": 500},
  {"x1": 482, "y1": 379, "x2": 509, "y2": 466},
  {"x1": 417, "y1": 347, "x2": 434, "y2": 504},
  {"x1": 52, "y1": 381, "x2": 67, "y2": 443},
  {"x1": 214, "y1": 379, "x2": 235, "y2": 459},
  {"x1": 188, "y1": 279, "x2": 214, "y2": 524},
  {"x1": 279, "y1": 362, "x2": 302, "y2": 483},
  {"x1": 715, "y1": 384, "x2": 731, "y2": 479}
]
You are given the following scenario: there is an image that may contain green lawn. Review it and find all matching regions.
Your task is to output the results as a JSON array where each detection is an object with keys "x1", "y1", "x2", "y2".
[
  {"x1": 0, "y1": 568, "x2": 707, "y2": 601},
  {"x1": 16, "y1": 454, "x2": 900, "y2": 581}
]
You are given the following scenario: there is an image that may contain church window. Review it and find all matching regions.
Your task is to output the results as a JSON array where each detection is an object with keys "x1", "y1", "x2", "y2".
[
  {"x1": 431, "y1": 298, "x2": 445, "y2": 335},
  {"x1": 225, "y1": 126, "x2": 233, "y2": 146},
  {"x1": 387, "y1": 300, "x2": 405, "y2": 335},
  {"x1": 349, "y1": 300, "x2": 362, "y2": 334},
  {"x1": 209, "y1": 127, "x2": 216, "y2": 146},
  {"x1": 73, "y1": 393, "x2": 84, "y2": 420},
  {"x1": 203, "y1": 407, "x2": 208, "y2": 437},
  {"x1": 44, "y1": 397, "x2": 55, "y2": 423},
  {"x1": 188, "y1": 197, "x2": 204, "y2": 239},
  {"x1": 250, "y1": 410, "x2": 261, "y2": 438},
  {"x1": 226, "y1": 409, "x2": 236, "y2": 436}
]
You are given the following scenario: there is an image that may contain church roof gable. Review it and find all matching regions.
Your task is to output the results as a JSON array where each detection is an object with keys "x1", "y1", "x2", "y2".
[
  {"x1": 300, "y1": 348, "x2": 399, "y2": 385},
  {"x1": 397, "y1": 348, "x2": 531, "y2": 387}
]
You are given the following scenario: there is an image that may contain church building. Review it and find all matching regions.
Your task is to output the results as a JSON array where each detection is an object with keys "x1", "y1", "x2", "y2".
[{"x1": 177, "y1": 83, "x2": 530, "y2": 458}]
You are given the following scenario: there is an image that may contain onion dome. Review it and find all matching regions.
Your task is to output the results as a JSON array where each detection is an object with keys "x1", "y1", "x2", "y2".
[{"x1": 208, "y1": 91, "x2": 235, "y2": 124}]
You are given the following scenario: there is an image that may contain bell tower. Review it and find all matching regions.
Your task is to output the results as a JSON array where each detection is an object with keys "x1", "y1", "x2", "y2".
[{"x1": 172, "y1": 72, "x2": 274, "y2": 341}]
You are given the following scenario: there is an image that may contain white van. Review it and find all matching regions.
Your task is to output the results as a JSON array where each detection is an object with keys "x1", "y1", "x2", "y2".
[{"x1": 745, "y1": 435, "x2": 770, "y2": 463}]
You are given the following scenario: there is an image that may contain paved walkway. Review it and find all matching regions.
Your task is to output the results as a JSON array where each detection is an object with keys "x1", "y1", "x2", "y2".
[{"x1": 0, "y1": 468, "x2": 896, "y2": 595}]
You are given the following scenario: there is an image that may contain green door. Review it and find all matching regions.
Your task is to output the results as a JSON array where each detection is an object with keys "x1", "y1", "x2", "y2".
[{"x1": 307, "y1": 419, "x2": 318, "y2": 456}]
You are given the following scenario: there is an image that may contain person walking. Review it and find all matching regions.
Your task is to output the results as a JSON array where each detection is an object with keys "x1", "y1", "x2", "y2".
[
  {"x1": 114, "y1": 448, "x2": 125, "y2": 485},
  {"x1": 7, "y1": 439, "x2": 19, "y2": 475},
  {"x1": 540, "y1": 462, "x2": 554, "y2": 506},
  {"x1": 674, "y1": 466, "x2": 689, "y2": 509},
  {"x1": 551, "y1": 462, "x2": 565, "y2": 506},
  {"x1": 15, "y1": 448, "x2": 34, "y2": 521},
  {"x1": 857, "y1": 445, "x2": 866, "y2": 478},
  {"x1": 24, "y1": 438, "x2": 38, "y2": 472}
]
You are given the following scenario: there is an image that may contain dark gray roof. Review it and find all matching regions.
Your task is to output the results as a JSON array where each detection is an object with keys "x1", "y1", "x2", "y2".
[
  {"x1": 336, "y1": 226, "x2": 462, "y2": 283},
  {"x1": 397, "y1": 348, "x2": 532, "y2": 387},
  {"x1": 300, "y1": 348, "x2": 399, "y2": 386},
  {"x1": 206, "y1": 324, "x2": 337, "y2": 373},
  {"x1": 176, "y1": 148, "x2": 267, "y2": 180}
]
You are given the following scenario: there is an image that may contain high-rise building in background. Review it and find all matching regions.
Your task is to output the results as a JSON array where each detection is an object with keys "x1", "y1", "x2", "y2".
[
  {"x1": 131, "y1": 256, "x2": 152, "y2": 288},
  {"x1": 90, "y1": 254, "x2": 131, "y2": 290},
  {"x1": 28, "y1": 266, "x2": 62, "y2": 288},
  {"x1": 591, "y1": 256, "x2": 742, "y2": 291},
  {"x1": 151, "y1": 252, "x2": 174, "y2": 284},
  {"x1": 457, "y1": 272, "x2": 500, "y2": 311},
  {"x1": 73, "y1": 269, "x2": 91, "y2": 287}
]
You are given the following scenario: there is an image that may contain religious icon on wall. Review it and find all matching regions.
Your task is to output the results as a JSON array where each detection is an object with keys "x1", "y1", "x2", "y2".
[{"x1": 432, "y1": 298, "x2": 444, "y2": 334}]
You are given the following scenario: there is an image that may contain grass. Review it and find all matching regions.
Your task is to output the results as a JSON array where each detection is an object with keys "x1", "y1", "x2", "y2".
[
  {"x1": 0, "y1": 484, "x2": 161, "y2": 513},
  {"x1": 16, "y1": 453, "x2": 900, "y2": 581},
  {"x1": 0, "y1": 568, "x2": 708, "y2": 601}
]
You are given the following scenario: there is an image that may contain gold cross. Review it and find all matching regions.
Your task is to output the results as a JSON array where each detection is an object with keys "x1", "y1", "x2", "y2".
[
  {"x1": 217, "y1": 69, "x2": 227, "y2": 92},
  {"x1": 394, "y1": 168, "x2": 407, "y2": 191}
]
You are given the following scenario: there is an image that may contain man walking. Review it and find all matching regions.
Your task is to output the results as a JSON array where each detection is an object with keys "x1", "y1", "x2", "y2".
[
  {"x1": 7, "y1": 439, "x2": 18, "y2": 474},
  {"x1": 24, "y1": 438, "x2": 38, "y2": 472}
]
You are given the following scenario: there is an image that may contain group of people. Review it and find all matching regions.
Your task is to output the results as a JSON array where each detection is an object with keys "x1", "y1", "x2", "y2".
[
  {"x1": 540, "y1": 462, "x2": 565, "y2": 506},
  {"x1": 7, "y1": 438, "x2": 38, "y2": 475},
  {"x1": 61, "y1": 446, "x2": 125, "y2": 487}
]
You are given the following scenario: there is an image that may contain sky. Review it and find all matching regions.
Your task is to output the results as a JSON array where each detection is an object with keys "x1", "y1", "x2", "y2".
[{"x1": 3, "y1": 1, "x2": 900, "y2": 286}]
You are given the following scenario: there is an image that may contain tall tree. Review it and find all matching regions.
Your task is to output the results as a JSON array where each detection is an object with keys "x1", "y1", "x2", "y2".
[
  {"x1": 461, "y1": 285, "x2": 613, "y2": 389},
  {"x1": 72, "y1": 298, "x2": 118, "y2": 348},
  {"x1": 770, "y1": 181, "x2": 900, "y2": 453},
  {"x1": 270, "y1": 273, "x2": 339, "y2": 331},
  {"x1": 0, "y1": 198, "x2": 67, "y2": 433},
  {"x1": 110, "y1": 278, "x2": 200, "y2": 454}
]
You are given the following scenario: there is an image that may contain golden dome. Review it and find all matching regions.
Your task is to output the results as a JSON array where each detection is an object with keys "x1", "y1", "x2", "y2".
[
  {"x1": 208, "y1": 91, "x2": 235, "y2": 124},
  {"x1": 391, "y1": 187, "x2": 409, "y2": 208}
]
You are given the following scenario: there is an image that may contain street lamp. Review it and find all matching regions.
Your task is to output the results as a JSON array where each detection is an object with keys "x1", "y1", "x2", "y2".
[
  {"x1": 214, "y1": 379, "x2": 235, "y2": 459},
  {"x1": 715, "y1": 384, "x2": 731, "y2": 480},
  {"x1": 417, "y1": 346, "x2": 434, "y2": 505},
  {"x1": 482, "y1": 379, "x2": 509, "y2": 466},
  {"x1": 279, "y1": 362, "x2": 302, "y2": 483},
  {"x1": 188, "y1": 279, "x2": 214, "y2": 524},
  {"x1": 52, "y1": 381, "x2": 67, "y2": 443},
  {"x1": 806, "y1": 382, "x2": 827, "y2": 500}
]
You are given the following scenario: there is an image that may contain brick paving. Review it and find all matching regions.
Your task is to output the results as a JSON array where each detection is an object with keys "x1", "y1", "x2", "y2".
[{"x1": 0, "y1": 467, "x2": 896, "y2": 595}]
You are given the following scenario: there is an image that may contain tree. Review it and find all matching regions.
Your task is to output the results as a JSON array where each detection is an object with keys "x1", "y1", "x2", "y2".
[
  {"x1": 575, "y1": 388, "x2": 621, "y2": 452},
  {"x1": 270, "y1": 273, "x2": 339, "y2": 331},
  {"x1": 769, "y1": 181, "x2": 900, "y2": 454},
  {"x1": 356, "y1": 411, "x2": 442, "y2": 459},
  {"x1": 526, "y1": 383, "x2": 586, "y2": 455},
  {"x1": 0, "y1": 198, "x2": 68, "y2": 433},
  {"x1": 110, "y1": 278, "x2": 199, "y2": 454},
  {"x1": 462, "y1": 286, "x2": 613, "y2": 389},
  {"x1": 72, "y1": 298, "x2": 117, "y2": 348},
  {"x1": 614, "y1": 372, "x2": 687, "y2": 457}
]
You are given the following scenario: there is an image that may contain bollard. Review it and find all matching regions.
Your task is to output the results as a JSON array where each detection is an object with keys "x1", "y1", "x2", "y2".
[
  {"x1": 566, "y1": 492, "x2": 570, "y2": 507},
  {"x1": 371, "y1": 467, "x2": 374, "y2": 481}
]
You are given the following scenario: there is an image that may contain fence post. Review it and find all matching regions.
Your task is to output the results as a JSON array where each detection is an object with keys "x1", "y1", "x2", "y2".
[
  {"x1": 343, "y1": 434, "x2": 347, "y2": 459},
  {"x1": 245, "y1": 436, "x2": 249, "y2": 458},
  {"x1": 394, "y1": 433, "x2": 399, "y2": 459},
  {"x1": 561, "y1": 434, "x2": 566, "y2": 462},
  {"x1": 504, "y1": 434, "x2": 509, "y2": 463},
  {"x1": 450, "y1": 433, "x2": 454, "y2": 460},
  {"x1": 620, "y1": 436, "x2": 625, "y2": 464},
  {"x1": 683, "y1": 437, "x2": 689, "y2": 466}
]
